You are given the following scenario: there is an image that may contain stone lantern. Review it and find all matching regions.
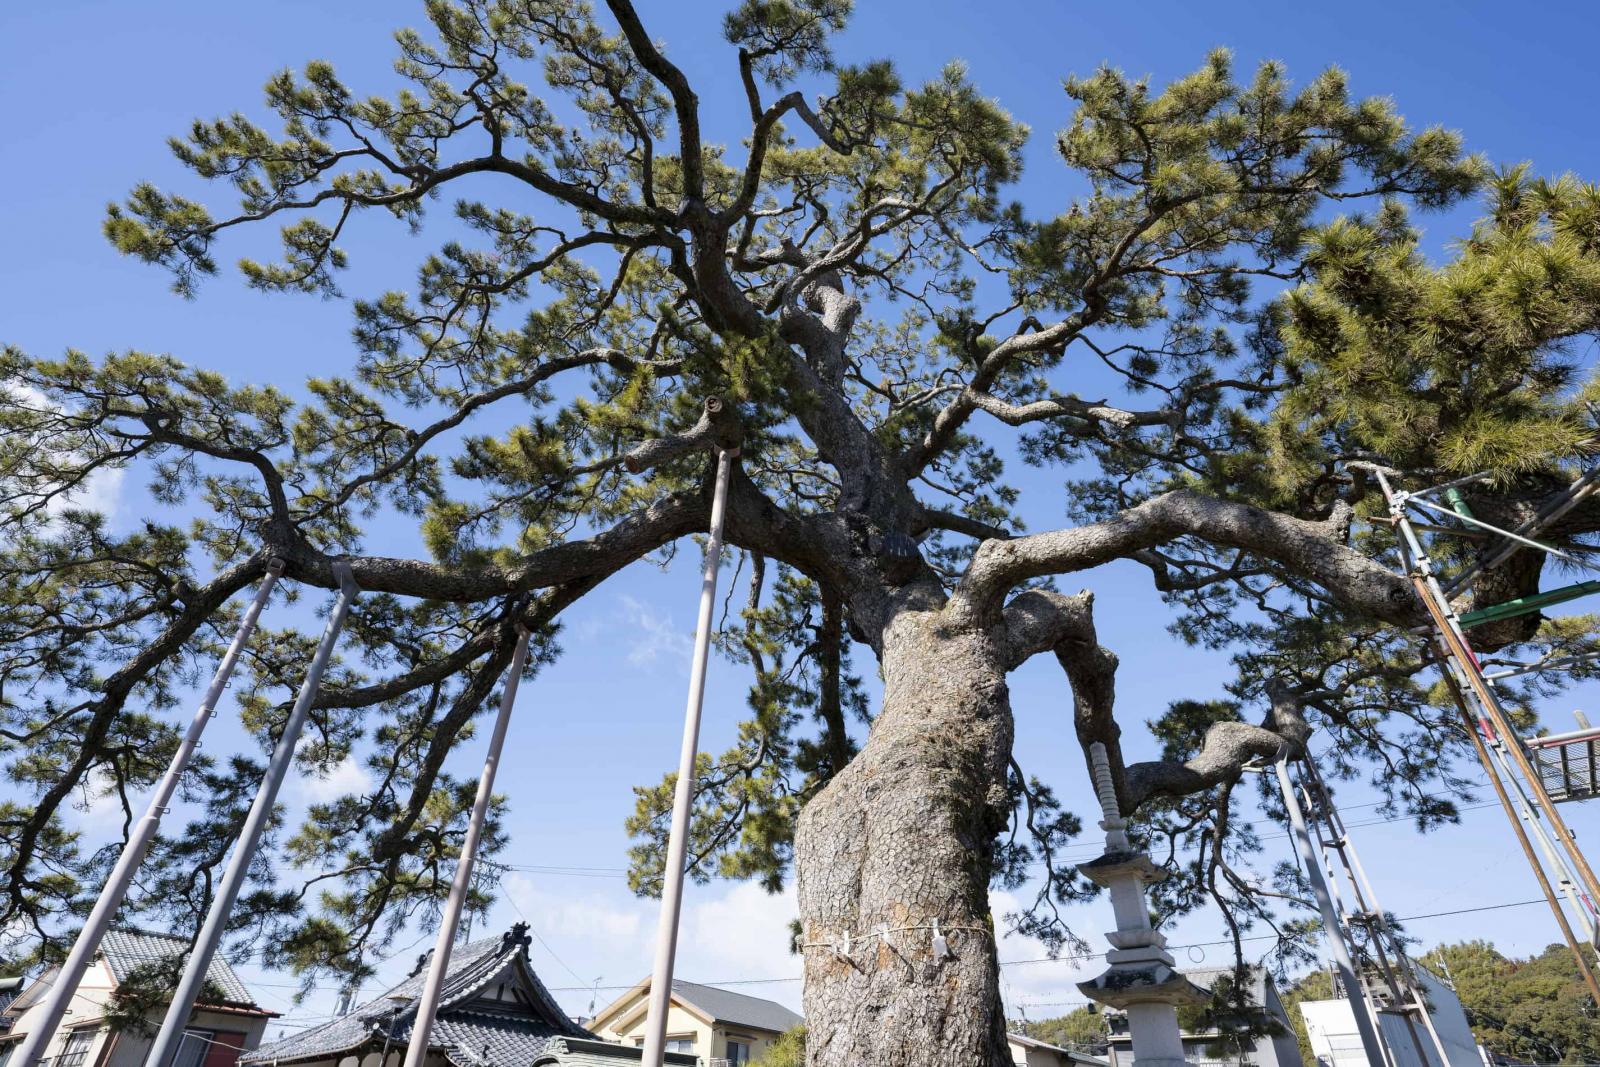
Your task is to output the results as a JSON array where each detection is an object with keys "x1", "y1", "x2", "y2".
[{"x1": 1076, "y1": 743, "x2": 1207, "y2": 1066}]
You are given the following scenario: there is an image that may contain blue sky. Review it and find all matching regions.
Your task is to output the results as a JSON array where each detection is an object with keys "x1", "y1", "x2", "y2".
[{"x1": 4, "y1": 0, "x2": 1600, "y2": 1037}]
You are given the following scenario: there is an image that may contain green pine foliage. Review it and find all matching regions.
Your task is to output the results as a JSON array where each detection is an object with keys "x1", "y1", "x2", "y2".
[{"x1": 8, "y1": 0, "x2": 1600, "y2": 1007}]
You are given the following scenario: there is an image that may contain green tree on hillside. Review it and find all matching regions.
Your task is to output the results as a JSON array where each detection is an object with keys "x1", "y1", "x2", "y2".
[
  {"x1": 1279, "y1": 968, "x2": 1336, "y2": 1066},
  {"x1": 1420, "y1": 941, "x2": 1600, "y2": 1063},
  {"x1": 1022, "y1": 1006, "x2": 1109, "y2": 1054}
]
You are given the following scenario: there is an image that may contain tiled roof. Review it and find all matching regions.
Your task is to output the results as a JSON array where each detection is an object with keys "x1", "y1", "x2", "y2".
[
  {"x1": 98, "y1": 928, "x2": 259, "y2": 1008},
  {"x1": 426, "y1": 1011, "x2": 566, "y2": 1067},
  {"x1": 670, "y1": 980, "x2": 802, "y2": 1034},
  {"x1": 1181, "y1": 964, "x2": 1271, "y2": 1007},
  {"x1": 242, "y1": 926, "x2": 589, "y2": 1067},
  {"x1": 1007, "y1": 1032, "x2": 1107, "y2": 1066}
]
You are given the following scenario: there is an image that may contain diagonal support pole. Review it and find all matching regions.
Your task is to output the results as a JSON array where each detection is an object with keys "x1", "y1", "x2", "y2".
[
  {"x1": 401, "y1": 620, "x2": 533, "y2": 1067},
  {"x1": 1373, "y1": 465, "x2": 1600, "y2": 1005},
  {"x1": 146, "y1": 564, "x2": 360, "y2": 1067},
  {"x1": 1446, "y1": 460, "x2": 1600, "y2": 596},
  {"x1": 13, "y1": 560, "x2": 286, "y2": 1067},
  {"x1": 640, "y1": 449, "x2": 735, "y2": 1067}
]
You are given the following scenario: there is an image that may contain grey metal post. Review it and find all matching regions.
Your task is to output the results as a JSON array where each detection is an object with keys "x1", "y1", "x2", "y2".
[
  {"x1": 145, "y1": 564, "x2": 360, "y2": 1067},
  {"x1": 13, "y1": 561, "x2": 285, "y2": 1067},
  {"x1": 640, "y1": 449, "x2": 735, "y2": 1067},
  {"x1": 401, "y1": 624, "x2": 533, "y2": 1067},
  {"x1": 1275, "y1": 756, "x2": 1390, "y2": 1067}
]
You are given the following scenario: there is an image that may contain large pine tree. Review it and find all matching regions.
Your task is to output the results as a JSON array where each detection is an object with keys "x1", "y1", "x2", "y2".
[{"x1": 5, "y1": 3, "x2": 1600, "y2": 1063}]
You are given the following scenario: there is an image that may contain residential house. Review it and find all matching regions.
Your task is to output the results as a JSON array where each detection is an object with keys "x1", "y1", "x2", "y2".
[
  {"x1": 240, "y1": 925, "x2": 694, "y2": 1067},
  {"x1": 1104, "y1": 966, "x2": 1303, "y2": 1067},
  {"x1": 0, "y1": 979, "x2": 27, "y2": 1036},
  {"x1": 0, "y1": 927, "x2": 275, "y2": 1067},
  {"x1": 586, "y1": 979, "x2": 802, "y2": 1066},
  {"x1": 1298, "y1": 964, "x2": 1482, "y2": 1067},
  {"x1": 1006, "y1": 1032, "x2": 1107, "y2": 1066}
]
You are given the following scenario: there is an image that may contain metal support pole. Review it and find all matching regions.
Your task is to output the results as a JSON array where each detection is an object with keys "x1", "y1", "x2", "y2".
[
  {"x1": 13, "y1": 561, "x2": 285, "y2": 1067},
  {"x1": 1441, "y1": 672, "x2": 1600, "y2": 1005},
  {"x1": 1413, "y1": 576, "x2": 1600, "y2": 908},
  {"x1": 640, "y1": 449, "x2": 735, "y2": 1067},
  {"x1": 401, "y1": 624, "x2": 533, "y2": 1067},
  {"x1": 1448, "y1": 461, "x2": 1600, "y2": 595},
  {"x1": 1276, "y1": 757, "x2": 1390, "y2": 1067},
  {"x1": 1406, "y1": 495, "x2": 1575, "y2": 563},
  {"x1": 1374, "y1": 468, "x2": 1600, "y2": 1004},
  {"x1": 1482, "y1": 729, "x2": 1598, "y2": 941},
  {"x1": 146, "y1": 565, "x2": 360, "y2": 1067}
]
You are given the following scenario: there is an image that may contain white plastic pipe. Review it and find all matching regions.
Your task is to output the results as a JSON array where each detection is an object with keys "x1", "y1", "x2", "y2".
[
  {"x1": 146, "y1": 565, "x2": 360, "y2": 1067},
  {"x1": 401, "y1": 624, "x2": 533, "y2": 1067},
  {"x1": 1276, "y1": 757, "x2": 1391, "y2": 1067},
  {"x1": 13, "y1": 561, "x2": 285, "y2": 1067},
  {"x1": 640, "y1": 449, "x2": 734, "y2": 1067}
]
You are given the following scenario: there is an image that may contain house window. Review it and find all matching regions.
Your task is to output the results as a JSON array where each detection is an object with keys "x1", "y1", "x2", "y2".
[
  {"x1": 665, "y1": 1038, "x2": 695, "y2": 1053},
  {"x1": 171, "y1": 1027, "x2": 217, "y2": 1067},
  {"x1": 0, "y1": 1040, "x2": 17, "y2": 1067},
  {"x1": 52, "y1": 1029, "x2": 97, "y2": 1067},
  {"x1": 725, "y1": 1039, "x2": 751, "y2": 1064}
]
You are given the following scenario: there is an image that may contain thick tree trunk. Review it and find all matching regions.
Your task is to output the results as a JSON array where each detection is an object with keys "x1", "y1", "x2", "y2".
[{"x1": 795, "y1": 608, "x2": 1013, "y2": 1067}]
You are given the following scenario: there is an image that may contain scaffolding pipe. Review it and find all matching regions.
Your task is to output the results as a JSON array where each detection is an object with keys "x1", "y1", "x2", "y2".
[
  {"x1": 1480, "y1": 726, "x2": 1599, "y2": 940},
  {"x1": 1412, "y1": 575, "x2": 1600, "y2": 909},
  {"x1": 1456, "y1": 581, "x2": 1600, "y2": 629},
  {"x1": 402, "y1": 623, "x2": 533, "y2": 1067},
  {"x1": 1442, "y1": 672, "x2": 1600, "y2": 1005},
  {"x1": 1450, "y1": 463, "x2": 1600, "y2": 594},
  {"x1": 1275, "y1": 757, "x2": 1391, "y2": 1067},
  {"x1": 1524, "y1": 724, "x2": 1600, "y2": 749},
  {"x1": 1405, "y1": 469, "x2": 1496, "y2": 500},
  {"x1": 640, "y1": 449, "x2": 735, "y2": 1067},
  {"x1": 146, "y1": 564, "x2": 360, "y2": 1067},
  {"x1": 1484, "y1": 652, "x2": 1600, "y2": 681},
  {"x1": 1377, "y1": 468, "x2": 1600, "y2": 1002},
  {"x1": 1406, "y1": 495, "x2": 1574, "y2": 563},
  {"x1": 13, "y1": 560, "x2": 286, "y2": 1067}
]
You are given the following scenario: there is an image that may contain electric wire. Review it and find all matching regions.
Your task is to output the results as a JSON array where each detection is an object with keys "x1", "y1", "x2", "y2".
[{"x1": 539, "y1": 895, "x2": 1552, "y2": 993}]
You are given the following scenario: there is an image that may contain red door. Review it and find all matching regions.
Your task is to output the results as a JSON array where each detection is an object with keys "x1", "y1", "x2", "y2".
[{"x1": 199, "y1": 1031, "x2": 246, "y2": 1067}]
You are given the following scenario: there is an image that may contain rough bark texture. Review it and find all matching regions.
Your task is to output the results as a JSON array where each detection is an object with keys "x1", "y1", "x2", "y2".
[{"x1": 795, "y1": 608, "x2": 1014, "y2": 1067}]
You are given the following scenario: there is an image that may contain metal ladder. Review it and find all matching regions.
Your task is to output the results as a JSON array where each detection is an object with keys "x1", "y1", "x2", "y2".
[{"x1": 1295, "y1": 756, "x2": 1451, "y2": 1067}]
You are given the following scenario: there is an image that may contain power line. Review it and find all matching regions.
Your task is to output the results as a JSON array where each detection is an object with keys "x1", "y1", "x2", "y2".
[
  {"x1": 497, "y1": 882, "x2": 589, "y2": 988},
  {"x1": 540, "y1": 895, "x2": 1551, "y2": 993}
]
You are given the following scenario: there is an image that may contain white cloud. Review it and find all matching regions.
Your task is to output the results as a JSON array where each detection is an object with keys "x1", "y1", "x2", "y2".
[
  {"x1": 496, "y1": 878, "x2": 1100, "y2": 1022},
  {"x1": 496, "y1": 874, "x2": 802, "y2": 1014},
  {"x1": 992, "y1": 888, "x2": 1108, "y2": 1022},
  {"x1": 295, "y1": 756, "x2": 373, "y2": 805},
  {"x1": 680, "y1": 880, "x2": 801, "y2": 990},
  {"x1": 9, "y1": 383, "x2": 126, "y2": 521},
  {"x1": 505, "y1": 874, "x2": 646, "y2": 947},
  {"x1": 68, "y1": 464, "x2": 126, "y2": 518},
  {"x1": 64, "y1": 765, "x2": 139, "y2": 840},
  {"x1": 617, "y1": 595, "x2": 695, "y2": 672}
]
